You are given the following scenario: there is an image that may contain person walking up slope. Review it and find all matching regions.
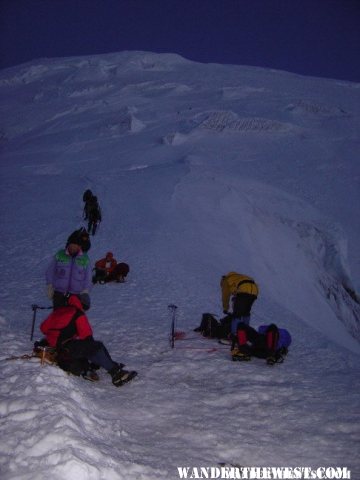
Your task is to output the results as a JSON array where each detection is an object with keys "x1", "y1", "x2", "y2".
[
  {"x1": 82, "y1": 189, "x2": 93, "y2": 220},
  {"x1": 87, "y1": 195, "x2": 102, "y2": 235}
]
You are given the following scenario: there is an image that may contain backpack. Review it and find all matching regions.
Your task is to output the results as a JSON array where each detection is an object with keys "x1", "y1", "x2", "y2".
[
  {"x1": 106, "y1": 262, "x2": 130, "y2": 283},
  {"x1": 32, "y1": 315, "x2": 90, "y2": 375},
  {"x1": 55, "y1": 309, "x2": 92, "y2": 376},
  {"x1": 194, "y1": 313, "x2": 231, "y2": 339},
  {"x1": 87, "y1": 196, "x2": 102, "y2": 222},
  {"x1": 56, "y1": 350, "x2": 91, "y2": 376},
  {"x1": 194, "y1": 313, "x2": 219, "y2": 338}
]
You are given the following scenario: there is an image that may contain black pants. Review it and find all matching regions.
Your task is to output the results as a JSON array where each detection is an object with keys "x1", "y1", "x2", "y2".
[
  {"x1": 53, "y1": 291, "x2": 83, "y2": 309},
  {"x1": 88, "y1": 220, "x2": 98, "y2": 235},
  {"x1": 232, "y1": 293, "x2": 257, "y2": 317},
  {"x1": 53, "y1": 291, "x2": 68, "y2": 309},
  {"x1": 59, "y1": 338, "x2": 117, "y2": 373},
  {"x1": 236, "y1": 323, "x2": 279, "y2": 358},
  {"x1": 93, "y1": 268, "x2": 107, "y2": 283}
]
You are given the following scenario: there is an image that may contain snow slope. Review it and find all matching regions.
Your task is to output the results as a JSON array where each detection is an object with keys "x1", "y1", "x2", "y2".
[{"x1": 0, "y1": 51, "x2": 359, "y2": 479}]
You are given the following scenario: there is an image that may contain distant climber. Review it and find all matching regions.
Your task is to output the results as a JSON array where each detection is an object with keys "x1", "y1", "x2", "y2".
[
  {"x1": 83, "y1": 190, "x2": 102, "y2": 235},
  {"x1": 86, "y1": 195, "x2": 102, "y2": 235},
  {"x1": 82, "y1": 189, "x2": 93, "y2": 220},
  {"x1": 93, "y1": 252, "x2": 129, "y2": 284}
]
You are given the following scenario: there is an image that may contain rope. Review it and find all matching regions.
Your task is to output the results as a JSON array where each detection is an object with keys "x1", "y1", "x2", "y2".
[
  {"x1": 172, "y1": 330, "x2": 230, "y2": 353},
  {"x1": 174, "y1": 346, "x2": 219, "y2": 353},
  {"x1": 5, "y1": 353, "x2": 35, "y2": 361},
  {"x1": 5, "y1": 347, "x2": 57, "y2": 366}
]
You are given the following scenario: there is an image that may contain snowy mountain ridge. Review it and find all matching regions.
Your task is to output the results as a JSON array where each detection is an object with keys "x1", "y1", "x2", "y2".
[{"x1": 0, "y1": 51, "x2": 359, "y2": 479}]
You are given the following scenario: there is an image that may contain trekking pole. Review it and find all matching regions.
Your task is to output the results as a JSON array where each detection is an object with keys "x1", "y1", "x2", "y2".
[
  {"x1": 168, "y1": 304, "x2": 178, "y2": 348},
  {"x1": 30, "y1": 304, "x2": 52, "y2": 341},
  {"x1": 30, "y1": 305, "x2": 38, "y2": 341}
]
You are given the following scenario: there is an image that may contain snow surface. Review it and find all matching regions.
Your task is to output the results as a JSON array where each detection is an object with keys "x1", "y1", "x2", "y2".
[{"x1": 0, "y1": 51, "x2": 359, "y2": 479}]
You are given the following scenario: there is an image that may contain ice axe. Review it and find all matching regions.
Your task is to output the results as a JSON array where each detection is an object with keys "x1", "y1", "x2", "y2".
[
  {"x1": 30, "y1": 304, "x2": 52, "y2": 341},
  {"x1": 168, "y1": 304, "x2": 178, "y2": 348}
]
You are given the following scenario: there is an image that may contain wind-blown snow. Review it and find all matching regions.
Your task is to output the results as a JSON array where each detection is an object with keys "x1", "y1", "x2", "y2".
[{"x1": 0, "y1": 51, "x2": 359, "y2": 480}]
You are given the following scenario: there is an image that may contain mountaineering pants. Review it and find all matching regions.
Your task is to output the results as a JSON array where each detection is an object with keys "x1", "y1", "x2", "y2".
[
  {"x1": 88, "y1": 220, "x2": 99, "y2": 235},
  {"x1": 236, "y1": 323, "x2": 279, "y2": 358},
  {"x1": 230, "y1": 292, "x2": 257, "y2": 334},
  {"x1": 61, "y1": 338, "x2": 118, "y2": 372},
  {"x1": 53, "y1": 291, "x2": 85, "y2": 310},
  {"x1": 53, "y1": 291, "x2": 68, "y2": 309}
]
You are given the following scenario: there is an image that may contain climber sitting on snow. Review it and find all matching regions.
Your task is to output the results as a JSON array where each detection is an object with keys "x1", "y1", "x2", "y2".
[
  {"x1": 231, "y1": 323, "x2": 291, "y2": 364},
  {"x1": 93, "y1": 252, "x2": 117, "y2": 283},
  {"x1": 92, "y1": 252, "x2": 129, "y2": 284},
  {"x1": 39, "y1": 293, "x2": 137, "y2": 386}
]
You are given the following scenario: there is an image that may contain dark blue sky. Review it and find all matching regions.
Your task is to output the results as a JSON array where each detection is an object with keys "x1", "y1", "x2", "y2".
[{"x1": 0, "y1": 0, "x2": 359, "y2": 82}]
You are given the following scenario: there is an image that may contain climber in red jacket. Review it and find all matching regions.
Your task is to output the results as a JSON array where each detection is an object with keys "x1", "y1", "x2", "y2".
[{"x1": 40, "y1": 294, "x2": 136, "y2": 387}]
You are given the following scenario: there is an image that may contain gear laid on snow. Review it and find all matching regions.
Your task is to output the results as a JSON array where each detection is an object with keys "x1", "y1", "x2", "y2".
[
  {"x1": 194, "y1": 313, "x2": 232, "y2": 339},
  {"x1": 192, "y1": 310, "x2": 291, "y2": 365}
]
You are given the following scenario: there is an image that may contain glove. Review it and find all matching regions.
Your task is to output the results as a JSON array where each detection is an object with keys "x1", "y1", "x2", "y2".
[
  {"x1": 47, "y1": 284, "x2": 54, "y2": 300},
  {"x1": 79, "y1": 291, "x2": 91, "y2": 310}
]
